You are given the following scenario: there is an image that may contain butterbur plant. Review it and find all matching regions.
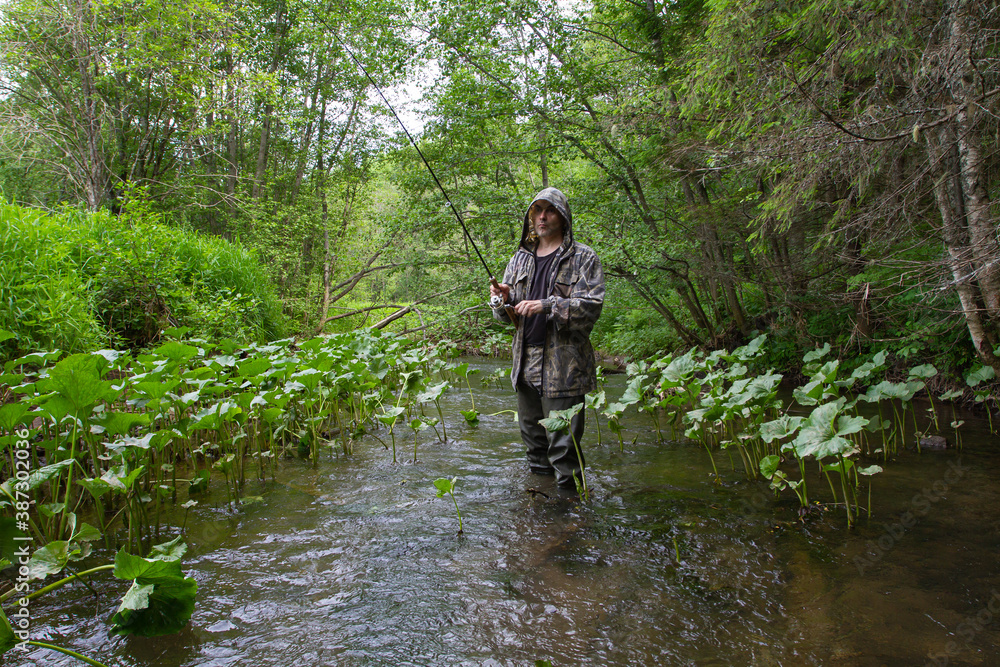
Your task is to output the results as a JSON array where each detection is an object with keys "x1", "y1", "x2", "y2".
[
  {"x1": 416, "y1": 381, "x2": 449, "y2": 441},
  {"x1": 539, "y1": 403, "x2": 587, "y2": 499},
  {"x1": 585, "y1": 390, "x2": 605, "y2": 445},
  {"x1": 409, "y1": 416, "x2": 433, "y2": 462},
  {"x1": 433, "y1": 477, "x2": 463, "y2": 534},
  {"x1": 602, "y1": 401, "x2": 627, "y2": 453},
  {"x1": 450, "y1": 362, "x2": 480, "y2": 423},
  {"x1": 0, "y1": 536, "x2": 196, "y2": 666}
]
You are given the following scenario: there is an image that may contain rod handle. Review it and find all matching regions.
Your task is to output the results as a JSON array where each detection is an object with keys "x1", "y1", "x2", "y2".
[{"x1": 489, "y1": 277, "x2": 519, "y2": 327}]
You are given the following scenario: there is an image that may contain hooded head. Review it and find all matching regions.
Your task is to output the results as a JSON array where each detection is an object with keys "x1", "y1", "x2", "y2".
[{"x1": 521, "y1": 187, "x2": 572, "y2": 251}]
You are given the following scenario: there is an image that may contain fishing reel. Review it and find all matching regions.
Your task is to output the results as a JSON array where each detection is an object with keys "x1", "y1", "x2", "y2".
[{"x1": 489, "y1": 294, "x2": 505, "y2": 309}]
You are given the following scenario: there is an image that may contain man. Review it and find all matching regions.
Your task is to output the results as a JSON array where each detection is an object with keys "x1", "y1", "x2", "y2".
[{"x1": 489, "y1": 187, "x2": 605, "y2": 490}]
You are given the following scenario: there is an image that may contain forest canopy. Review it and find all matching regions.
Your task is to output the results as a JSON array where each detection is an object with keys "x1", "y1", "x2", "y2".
[{"x1": 1, "y1": 0, "x2": 998, "y2": 379}]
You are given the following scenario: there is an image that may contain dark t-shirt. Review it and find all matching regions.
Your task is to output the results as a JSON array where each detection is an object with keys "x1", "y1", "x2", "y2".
[{"x1": 524, "y1": 252, "x2": 557, "y2": 346}]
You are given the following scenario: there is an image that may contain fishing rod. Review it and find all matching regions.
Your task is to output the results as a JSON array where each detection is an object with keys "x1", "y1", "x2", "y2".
[{"x1": 336, "y1": 37, "x2": 519, "y2": 327}]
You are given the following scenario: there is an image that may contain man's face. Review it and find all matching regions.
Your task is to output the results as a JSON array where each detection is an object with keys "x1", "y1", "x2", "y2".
[{"x1": 530, "y1": 201, "x2": 564, "y2": 241}]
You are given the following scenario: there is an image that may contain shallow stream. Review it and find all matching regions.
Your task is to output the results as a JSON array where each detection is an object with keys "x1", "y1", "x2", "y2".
[{"x1": 24, "y1": 359, "x2": 1000, "y2": 666}]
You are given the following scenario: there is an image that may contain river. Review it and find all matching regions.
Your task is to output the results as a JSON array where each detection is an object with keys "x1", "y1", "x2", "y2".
[{"x1": 23, "y1": 359, "x2": 1000, "y2": 666}]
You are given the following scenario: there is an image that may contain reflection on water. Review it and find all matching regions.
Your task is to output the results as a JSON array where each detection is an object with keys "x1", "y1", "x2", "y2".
[{"x1": 23, "y1": 360, "x2": 1000, "y2": 666}]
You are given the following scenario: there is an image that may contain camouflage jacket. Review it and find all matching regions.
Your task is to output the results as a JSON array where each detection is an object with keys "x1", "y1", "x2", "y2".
[{"x1": 492, "y1": 188, "x2": 605, "y2": 398}]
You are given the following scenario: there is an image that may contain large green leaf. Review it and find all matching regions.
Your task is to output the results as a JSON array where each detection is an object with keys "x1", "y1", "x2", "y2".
[
  {"x1": 416, "y1": 381, "x2": 448, "y2": 403},
  {"x1": 835, "y1": 414, "x2": 868, "y2": 436},
  {"x1": 966, "y1": 365, "x2": 995, "y2": 387},
  {"x1": 111, "y1": 575, "x2": 198, "y2": 637},
  {"x1": 759, "y1": 454, "x2": 781, "y2": 478},
  {"x1": 802, "y1": 343, "x2": 831, "y2": 363},
  {"x1": 94, "y1": 411, "x2": 152, "y2": 437},
  {"x1": 792, "y1": 379, "x2": 824, "y2": 406},
  {"x1": 153, "y1": 341, "x2": 199, "y2": 363},
  {"x1": 21, "y1": 459, "x2": 75, "y2": 491},
  {"x1": 661, "y1": 350, "x2": 697, "y2": 385},
  {"x1": 110, "y1": 544, "x2": 198, "y2": 637},
  {"x1": 291, "y1": 368, "x2": 323, "y2": 390},
  {"x1": 133, "y1": 380, "x2": 179, "y2": 400},
  {"x1": 0, "y1": 606, "x2": 17, "y2": 653},
  {"x1": 28, "y1": 540, "x2": 80, "y2": 580},
  {"x1": 101, "y1": 464, "x2": 146, "y2": 492},
  {"x1": 149, "y1": 535, "x2": 187, "y2": 562},
  {"x1": 794, "y1": 432, "x2": 854, "y2": 460},
  {"x1": 791, "y1": 401, "x2": 858, "y2": 460},
  {"x1": 620, "y1": 377, "x2": 646, "y2": 405},
  {"x1": 0, "y1": 403, "x2": 30, "y2": 434},
  {"x1": 237, "y1": 357, "x2": 272, "y2": 378},
  {"x1": 538, "y1": 415, "x2": 569, "y2": 432},
  {"x1": 603, "y1": 402, "x2": 627, "y2": 417},
  {"x1": 376, "y1": 406, "x2": 405, "y2": 427},
  {"x1": 43, "y1": 353, "x2": 119, "y2": 417},
  {"x1": 733, "y1": 334, "x2": 768, "y2": 361},
  {"x1": 585, "y1": 390, "x2": 606, "y2": 410},
  {"x1": 759, "y1": 415, "x2": 803, "y2": 444},
  {"x1": 908, "y1": 364, "x2": 937, "y2": 380}
]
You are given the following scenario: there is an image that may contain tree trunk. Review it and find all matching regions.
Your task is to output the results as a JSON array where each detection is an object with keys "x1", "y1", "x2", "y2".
[
  {"x1": 251, "y1": 1, "x2": 288, "y2": 201},
  {"x1": 73, "y1": 0, "x2": 105, "y2": 210},
  {"x1": 289, "y1": 57, "x2": 325, "y2": 205},
  {"x1": 224, "y1": 54, "x2": 238, "y2": 216},
  {"x1": 946, "y1": 0, "x2": 1000, "y2": 318},
  {"x1": 252, "y1": 109, "x2": 272, "y2": 200},
  {"x1": 929, "y1": 129, "x2": 1000, "y2": 372}
]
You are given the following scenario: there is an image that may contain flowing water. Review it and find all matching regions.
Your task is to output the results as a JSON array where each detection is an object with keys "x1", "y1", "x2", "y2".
[{"x1": 21, "y1": 360, "x2": 1000, "y2": 666}]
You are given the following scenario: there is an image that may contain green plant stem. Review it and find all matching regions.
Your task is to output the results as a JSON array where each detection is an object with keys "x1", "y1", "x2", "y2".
[
  {"x1": 592, "y1": 408, "x2": 602, "y2": 445},
  {"x1": 26, "y1": 640, "x2": 111, "y2": 667},
  {"x1": 822, "y1": 468, "x2": 838, "y2": 507},
  {"x1": 797, "y1": 456, "x2": 809, "y2": 505},
  {"x1": 838, "y1": 458, "x2": 854, "y2": 528},
  {"x1": 435, "y1": 400, "x2": 448, "y2": 441},
  {"x1": 0, "y1": 564, "x2": 115, "y2": 604},
  {"x1": 57, "y1": 420, "x2": 81, "y2": 541},
  {"x1": 450, "y1": 491, "x2": 463, "y2": 533},
  {"x1": 867, "y1": 479, "x2": 873, "y2": 519},
  {"x1": 465, "y1": 378, "x2": 475, "y2": 411},
  {"x1": 703, "y1": 442, "x2": 720, "y2": 483},
  {"x1": 570, "y1": 431, "x2": 588, "y2": 500}
]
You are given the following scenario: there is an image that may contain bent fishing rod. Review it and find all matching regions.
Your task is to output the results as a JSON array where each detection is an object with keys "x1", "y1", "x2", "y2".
[{"x1": 336, "y1": 37, "x2": 519, "y2": 327}]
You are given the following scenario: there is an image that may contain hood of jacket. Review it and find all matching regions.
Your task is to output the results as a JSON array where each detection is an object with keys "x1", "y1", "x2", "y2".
[{"x1": 520, "y1": 187, "x2": 573, "y2": 252}]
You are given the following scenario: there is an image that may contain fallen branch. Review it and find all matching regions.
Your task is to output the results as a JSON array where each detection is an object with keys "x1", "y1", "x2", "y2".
[{"x1": 371, "y1": 285, "x2": 464, "y2": 329}]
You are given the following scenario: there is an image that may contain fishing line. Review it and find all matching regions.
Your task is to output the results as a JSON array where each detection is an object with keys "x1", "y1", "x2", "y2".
[{"x1": 329, "y1": 28, "x2": 519, "y2": 324}]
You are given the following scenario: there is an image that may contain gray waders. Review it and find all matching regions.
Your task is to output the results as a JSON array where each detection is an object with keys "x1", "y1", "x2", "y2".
[{"x1": 516, "y1": 384, "x2": 586, "y2": 488}]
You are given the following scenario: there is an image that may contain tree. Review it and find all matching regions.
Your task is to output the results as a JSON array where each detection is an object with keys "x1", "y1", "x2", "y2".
[{"x1": 687, "y1": 0, "x2": 1000, "y2": 369}]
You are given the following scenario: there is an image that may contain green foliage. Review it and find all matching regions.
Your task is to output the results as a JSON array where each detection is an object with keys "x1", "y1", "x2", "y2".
[
  {"x1": 111, "y1": 538, "x2": 198, "y2": 637},
  {"x1": 0, "y1": 205, "x2": 106, "y2": 355},
  {"x1": 433, "y1": 476, "x2": 464, "y2": 534},
  {"x1": 0, "y1": 202, "x2": 285, "y2": 358},
  {"x1": 610, "y1": 336, "x2": 972, "y2": 525},
  {"x1": 593, "y1": 307, "x2": 681, "y2": 359}
]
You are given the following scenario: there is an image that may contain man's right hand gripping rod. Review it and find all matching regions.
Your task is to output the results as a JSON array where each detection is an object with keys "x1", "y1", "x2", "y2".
[{"x1": 489, "y1": 277, "x2": 519, "y2": 327}]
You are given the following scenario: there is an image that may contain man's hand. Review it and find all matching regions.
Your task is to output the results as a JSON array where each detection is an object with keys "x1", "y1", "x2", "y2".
[
  {"x1": 514, "y1": 300, "x2": 544, "y2": 316},
  {"x1": 490, "y1": 282, "x2": 511, "y2": 303}
]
